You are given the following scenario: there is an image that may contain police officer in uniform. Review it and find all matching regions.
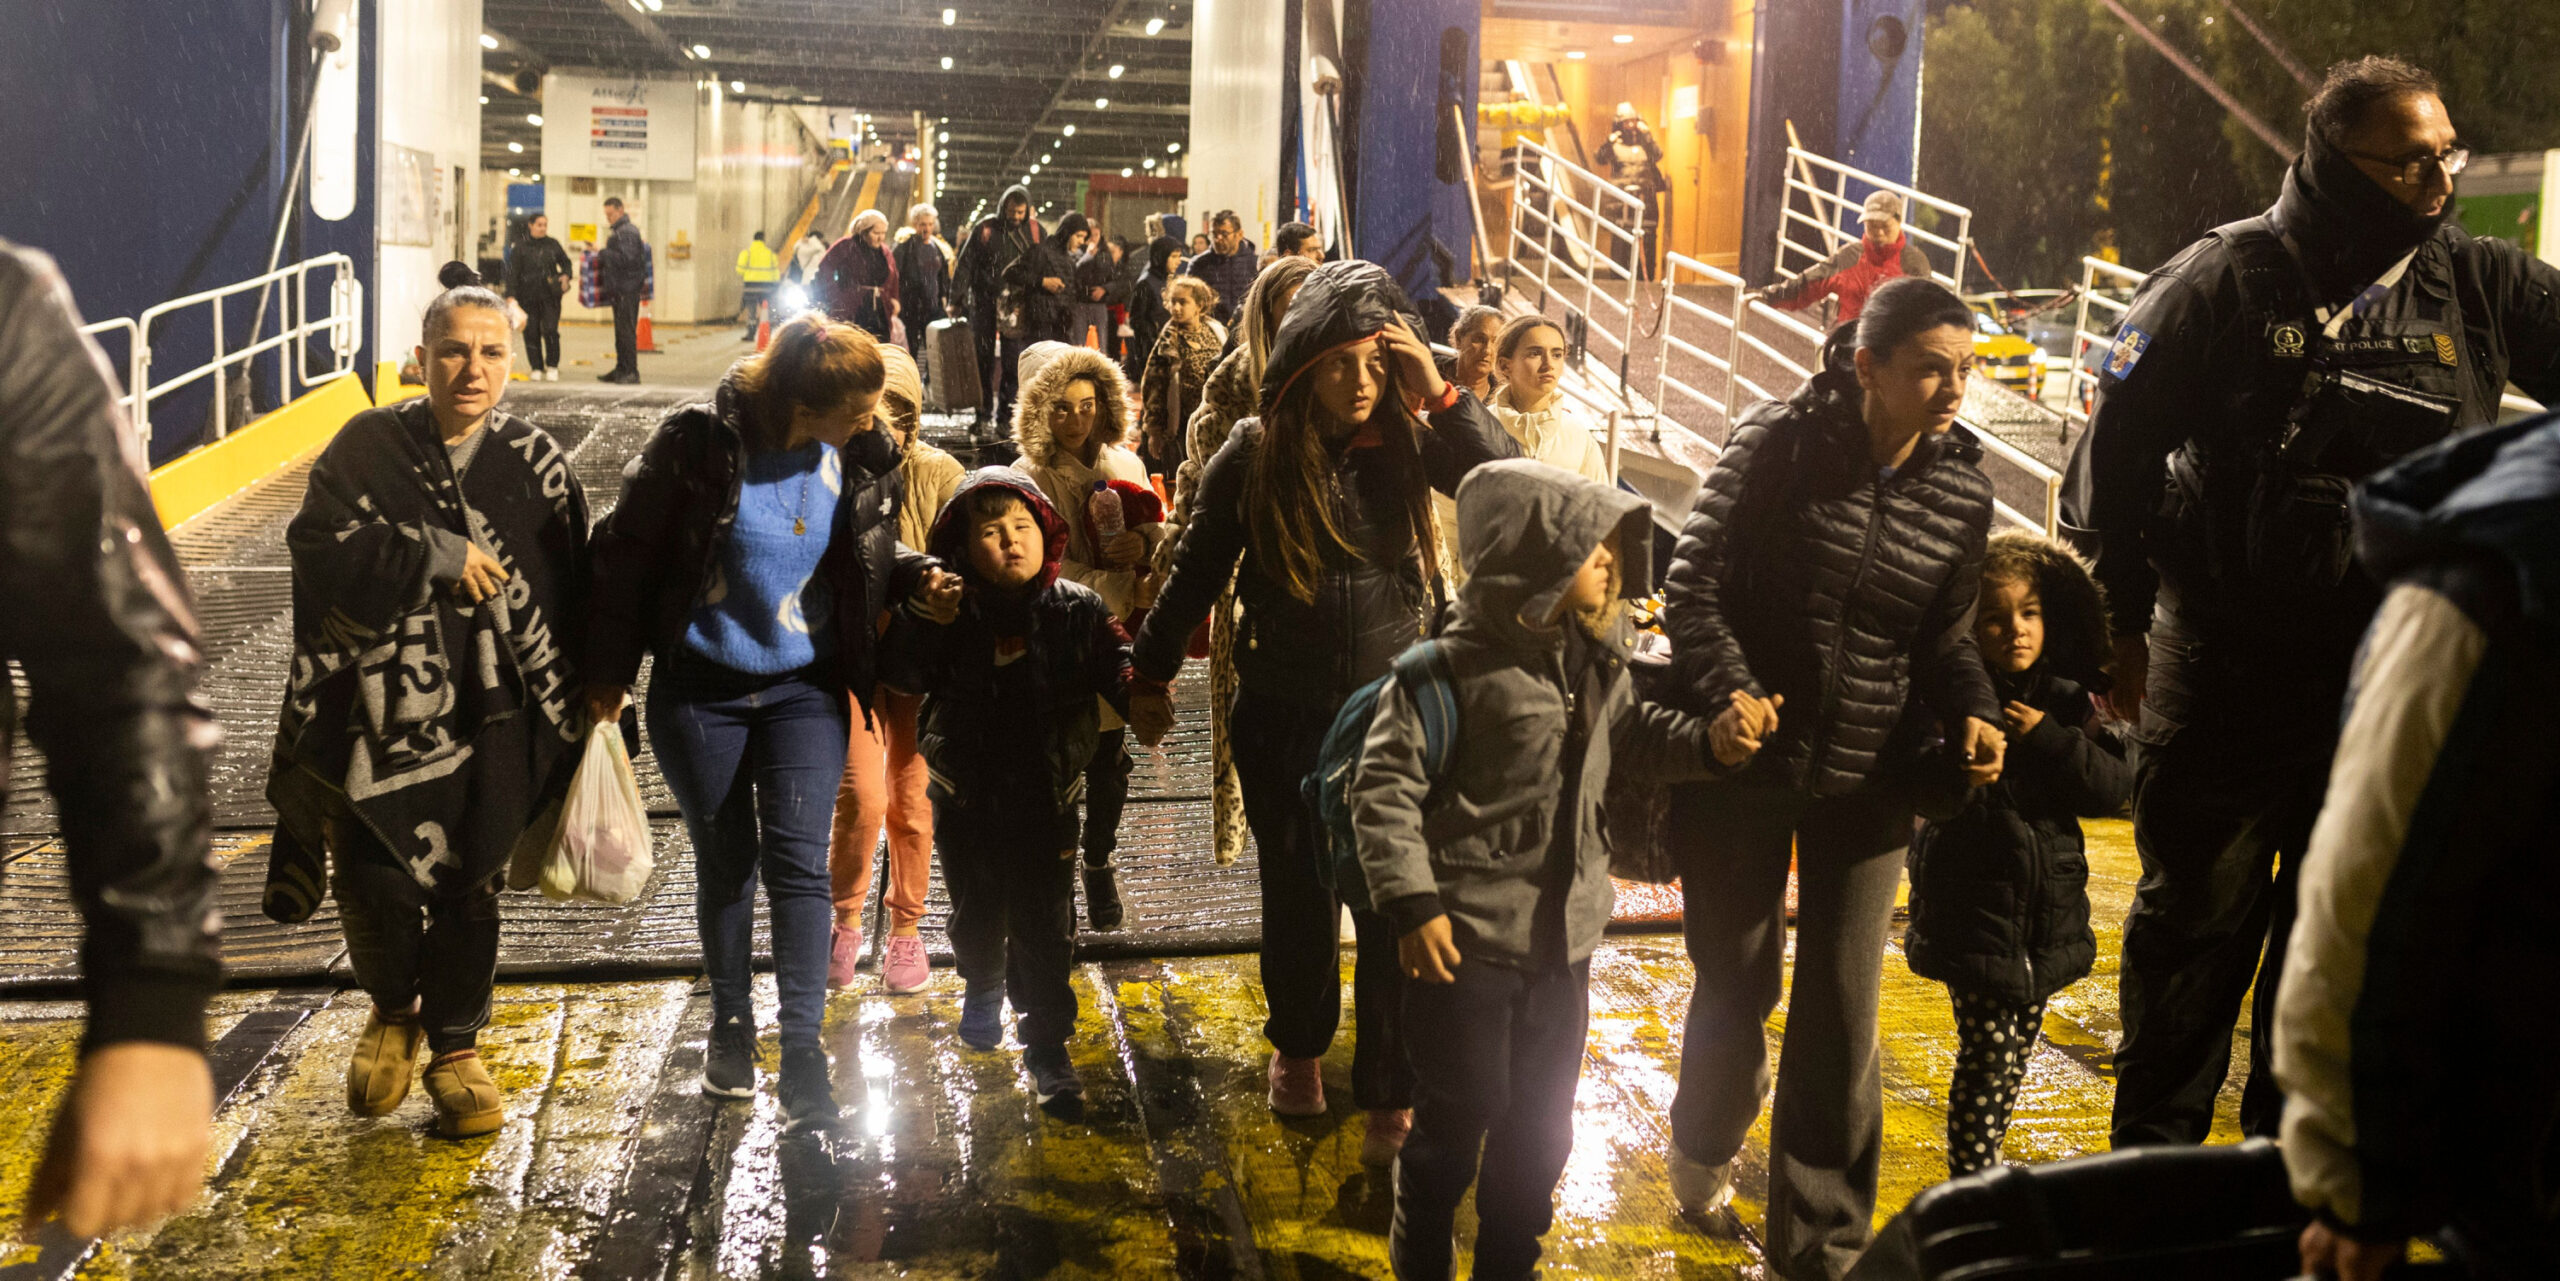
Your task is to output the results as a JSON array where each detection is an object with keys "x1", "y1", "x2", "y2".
[{"x1": 2062, "y1": 55, "x2": 2560, "y2": 1149}]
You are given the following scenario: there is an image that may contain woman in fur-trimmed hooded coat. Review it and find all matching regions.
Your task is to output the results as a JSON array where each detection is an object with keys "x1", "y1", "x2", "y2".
[{"x1": 1011, "y1": 340, "x2": 1171, "y2": 926}]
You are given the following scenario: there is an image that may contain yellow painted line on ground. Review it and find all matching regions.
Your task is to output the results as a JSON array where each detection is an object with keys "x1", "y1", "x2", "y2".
[
  {"x1": 851, "y1": 169, "x2": 885, "y2": 231},
  {"x1": 147, "y1": 375, "x2": 370, "y2": 532}
]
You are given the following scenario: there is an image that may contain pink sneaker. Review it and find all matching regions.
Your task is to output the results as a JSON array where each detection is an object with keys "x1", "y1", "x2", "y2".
[
  {"x1": 1267, "y1": 1052, "x2": 1326, "y2": 1117},
  {"x1": 1359, "y1": 1108, "x2": 1412, "y2": 1166},
  {"x1": 880, "y1": 934, "x2": 930, "y2": 994},
  {"x1": 828, "y1": 922, "x2": 864, "y2": 991}
]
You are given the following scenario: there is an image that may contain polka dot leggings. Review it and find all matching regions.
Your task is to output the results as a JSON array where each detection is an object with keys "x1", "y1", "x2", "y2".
[{"x1": 1946, "y1": 987, "x2": 2047, "y2": 1178}]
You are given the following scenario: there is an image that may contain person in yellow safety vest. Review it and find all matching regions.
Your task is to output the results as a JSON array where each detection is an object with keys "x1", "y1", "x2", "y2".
[{"x1": 736, "y1": 231, "x2": 781, "y2": 340}]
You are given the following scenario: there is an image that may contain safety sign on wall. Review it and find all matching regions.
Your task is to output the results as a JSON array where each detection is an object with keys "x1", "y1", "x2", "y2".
[{"x1": 541, "y1": 73, "x2": 698, "y2": 182}]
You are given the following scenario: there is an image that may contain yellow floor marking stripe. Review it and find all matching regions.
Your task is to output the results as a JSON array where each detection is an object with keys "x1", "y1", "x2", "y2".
[{"x1": 149, "y1": 375, "x2": 371, "y2": 532}]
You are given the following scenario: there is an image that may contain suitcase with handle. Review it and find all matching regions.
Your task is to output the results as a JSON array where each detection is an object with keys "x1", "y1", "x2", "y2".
[{"x1": 926, "y1": 316, "x2": 981, "y2": 413}]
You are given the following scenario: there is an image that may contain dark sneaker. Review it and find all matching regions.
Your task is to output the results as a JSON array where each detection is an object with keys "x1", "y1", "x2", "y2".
[
  {"x1": 957, "y1": 987, "x2": 1005, "y2": 1051},
  {"x1": 1082, "y1": 864, "x2": 1124, "y2": 931},
  {"x1": 1024, "y1": 1044, "x2": 1084, "y2": 1119},
  {"x1": 700, "y1": 1016, "x2": 758, "y2": 1099},
  {"x1": 778, "y1": 1046, "x2": 839, "y2": 1133}
]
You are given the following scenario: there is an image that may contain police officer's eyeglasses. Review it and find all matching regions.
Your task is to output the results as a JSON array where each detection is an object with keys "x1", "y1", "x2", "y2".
[{"x1": 2346, "y1": 145, "x2": 2470, "y2": 187}]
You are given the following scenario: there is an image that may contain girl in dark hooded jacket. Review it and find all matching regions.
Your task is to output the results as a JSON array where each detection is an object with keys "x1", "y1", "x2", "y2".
[
  {"x1": 1009, "y1": 211, "x2": 1084, "y2": 346},
  {"x1": 1127, "y1": 260, "x2": 1517, "y2": 1164},
  {"x1": 1127, "y1": 236, "x2": 1184, "y2": 386},
  {"x1": 1904, "y1": 529, "x2": 2129, "y2": 1178}
]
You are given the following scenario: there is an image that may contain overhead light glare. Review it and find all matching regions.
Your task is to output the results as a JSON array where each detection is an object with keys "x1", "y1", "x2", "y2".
[
  {"x1": 507, "y1": 141, "x2": 524, "y2": 153},
  {"x1": 1145, "y1": 17, "x2": 1164, "y2": 35},
  {"x1": 643, "y1": 0, "x2": 662, "y2": 9},
  {"x1": 1094, "y1": 97, "x2": 1109, "y2": 109},
  {"x1": 1040, "y1": 153, "x2": 1051, "y2": 163},
  {"x1": 1142, "y1": 157, "x2": 1155, "y2": 170},
  {"x1": 507, "y1": 167, "x2": 521, "y2": 176},
  {"x1": 1108, "y1": 64, "x2": 1125, "y2": 79},
  {"x1": 1121, "y1": 167, "x2": 1132, "y2": 177},
  {"x1": 938, "y1": 130, "x2": 949, "y2": 142},
  {"x1": 1565, "y1": 50, "x2": 1586, "y2": 60},
  {"x1": 479, "y1": 33, "x2": 498, "y2": 49},
  {"x1": 1062, "y1": 124, "x2": 1076, "y2": 136},
  {"x1": 941, "y1": 56, "x2": 953, "y2": 69},
  {"x1": 943, "y1": 7, "x2": 956, "y2": 23},
  {"x1": 691, "y1": 43, "x2": 710, "y2": 58},
  {"x1": 1612, "y1": 33, "x2": 1635, "y2": 44},
  {"x1": 730, "y1": 80, "x2": 744, "y2": 92},
  {"x1": 527, "y1": 113, "x2": 543, "y2": 125},
  {"x1": 1167, "y1": 142, "x2": 1180, "y2": 153},
  {"x1": 479, "y1": 95, "x2": 490, "y2": 104}
]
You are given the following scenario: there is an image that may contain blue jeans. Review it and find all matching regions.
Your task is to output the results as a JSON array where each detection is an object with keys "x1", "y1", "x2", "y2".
[{"x1": 647, "y1": 654, "x2": 850, "y2": 1051}]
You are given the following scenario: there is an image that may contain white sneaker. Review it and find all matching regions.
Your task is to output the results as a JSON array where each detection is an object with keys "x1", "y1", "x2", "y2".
[
  {"x1": 1669, "y1": 1148, "x2": 1736, "y2": 1218},
  {"x1": 547, "y1": 369, "x2": 559, "y2": 381}
]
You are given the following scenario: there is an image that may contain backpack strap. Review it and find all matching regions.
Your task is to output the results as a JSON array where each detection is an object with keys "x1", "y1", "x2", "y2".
[
  {"x1": 1391, "y1": 640, "x2": 1461, "y2": 781},
  {"x1": 2208, "y1": 215, "x2": 2318, "y2": 371}
]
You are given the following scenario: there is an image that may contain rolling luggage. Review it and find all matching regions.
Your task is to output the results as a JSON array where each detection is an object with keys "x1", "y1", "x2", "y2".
[
  {"x1": 1847, "y1": 1139, "x2": 2309, "y2": 1280},
  {"x1": 926, "y1": 316, "x2": 980, "y2": 413}
]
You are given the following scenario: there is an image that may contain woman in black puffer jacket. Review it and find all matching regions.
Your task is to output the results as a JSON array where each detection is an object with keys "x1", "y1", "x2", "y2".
[
  {"x1": 1657, "y1": 276, "x2": 2005, "y2": 1278},
  {"x1": 1128, "y1": 260, "x2": 1516, "y2": 1160}
]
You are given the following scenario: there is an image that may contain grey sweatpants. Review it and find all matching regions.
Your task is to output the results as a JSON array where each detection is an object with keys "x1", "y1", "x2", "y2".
[{"x1": 1667, "y1": 783, "x2": 1912, "y2": 1281}]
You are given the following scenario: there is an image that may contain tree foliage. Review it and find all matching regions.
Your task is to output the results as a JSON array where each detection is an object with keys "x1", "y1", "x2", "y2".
[{"x1": 1920, "y1": 0, "x2": 2560, "y2": 286}]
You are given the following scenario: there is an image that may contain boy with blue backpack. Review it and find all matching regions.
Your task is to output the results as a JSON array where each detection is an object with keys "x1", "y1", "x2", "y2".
[{"x1": 1341, "y1": 459, "x2": 1728, "y2": 1280}]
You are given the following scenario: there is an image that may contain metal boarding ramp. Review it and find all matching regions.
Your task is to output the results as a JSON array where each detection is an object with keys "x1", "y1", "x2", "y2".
[{"x1": 1488, "y1": 139, "x2": 2067, "y2": 537}]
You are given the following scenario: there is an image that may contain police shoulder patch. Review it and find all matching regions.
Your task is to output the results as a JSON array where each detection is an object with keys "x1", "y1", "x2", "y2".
[{"x1": 2103, "y1": 326, "x2": 2152, "y2": 379}]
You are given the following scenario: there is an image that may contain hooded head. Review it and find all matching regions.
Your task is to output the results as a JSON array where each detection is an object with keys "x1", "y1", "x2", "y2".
[
  {"x1": 928, "y1": 466, "x2": 1071, "y2": 594},
  {"x1": 1055, "y1": 212, "x2": 1092, "y2": 250},
  {"x1": 849, "y1": 208, "x2": 890, "y2": 245},
  {"x1": 875, "y1": 342, "x2": 924, "y2": 447},
  {"x1": 998, "y1": 185, "x2": 1037, "y2": 233},
  {"x1": 1010, "y1": 341, "x2": 1133, "y2": 466},
  {"x1": 1450, "y1": 459, "x2": 1654, "y2": 651},
  {"x1": 1977, "y1": 529, "x2": 2114, "y2": 692},
  {"x1": 1145, "y1": 235, "x2": 1182, "y2": 280},
  {"x1": 1258, "y1": 259, "x2": 1424, "y2": 416},
  {"x1": 2354, "y1": 412, "x2": 2560, "y2": 633}
]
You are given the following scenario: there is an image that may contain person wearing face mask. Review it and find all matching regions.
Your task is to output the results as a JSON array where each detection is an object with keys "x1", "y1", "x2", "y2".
[
  {"x1": 584, "y1": 315, "x2": 963, "y2": 1133},
  {"x1": 1658, "y1": 276, "x2": 2003, "y2": 1277},
  {"x1": 1127, "y1": 259, "x2": 1518, "y2": 1168},
  {"x1": 2060, "y1": 55, "x2": 2560, "y2": 1155},
  {"x1": 264, "y1": 268, "x2": 592, "y2": 1141},
  {"x1": 814, "y1": 209, "x2": 901, "y2": 342}
]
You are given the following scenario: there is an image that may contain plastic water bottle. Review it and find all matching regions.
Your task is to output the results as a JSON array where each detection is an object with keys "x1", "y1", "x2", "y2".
[{"x1": 1089, "y1": 479, "x2": 1125, "y2": 541}]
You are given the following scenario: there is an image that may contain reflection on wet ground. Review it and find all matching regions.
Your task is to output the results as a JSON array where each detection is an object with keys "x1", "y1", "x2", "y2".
[{"x1": 0, "y1": 821, "x2": 2247, "y2": 1279}]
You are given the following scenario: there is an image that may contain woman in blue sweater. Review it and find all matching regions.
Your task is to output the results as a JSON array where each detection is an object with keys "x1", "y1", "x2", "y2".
[{"x1": 585, "y1": 316, "x2": 960, "y2": 1130}]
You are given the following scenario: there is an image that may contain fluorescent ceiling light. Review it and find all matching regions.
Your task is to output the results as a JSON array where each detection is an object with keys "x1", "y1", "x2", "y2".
[
  {"x1": 508, "y1": 167, "x2": 520, "y2": 176},
  {"x1": 938, "y1": 130, "x2": 949, "y2": 142},
  {"x1": 1612, "y1": 33, "x2": 1634, "y2": 44},
  {"x1": 1145, "y1": 17, "x2": 1164, "y2": 35},
  {"x1": 942, "y1": 7, "x2": 956, "y2": 23},
  {"x1": 1121, "y1": 168, "x2": 1132, "y2": 177},
  {"x1": 526, "y1": 113, "x2": 543, "y2": 125},
  {"x1": 1062, "y1": 124, "x2": 1075, "y2": 136},
  {"x1": 1167, "y1": 142, "x2": 1180, "y2": 153},
  {"x1": 691, "y1": 44, "x2": 710, "y2": 58},
  {"x1": 479, "y1": 33, "x2": 498, "y2": 49},
  {"x1": 941, "y1": 56, "x2": 953, "y2": 69},
  {"x1": 1040, "y1": 153, "x2": 1050, "y2": 163},
  {"x1": 1094, "y1": 97, "x2": 1108, "y2": 109},
  {"x1": 507, "y1": 141, "x2": 524, "y2": 153},
  {"x1": 730, "y1": 80, "x2": 743, "y2": 92},
  {"x1": 1107, "y1": 64, "x2": 1124, "y2": 79},
  {"x1": 1142, "y1": 157, "x2": 1154, "y2": 169},
  {"x1": 1565, "y1": 50, "x2": 1586, "y2": 60},
  {"x1": 643, "y1": 0, "x2": 662, "y2": 9},
  {"x1": 479, "y1": 95, "x2": 490, "y2": 104}
]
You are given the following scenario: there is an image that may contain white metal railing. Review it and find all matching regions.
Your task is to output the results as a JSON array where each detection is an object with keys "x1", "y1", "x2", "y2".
[
  {"x1": 81, "y1": 253, "x2": 363, "y2": 449},
  {"x1": 76, "y1": 316, "x2": 143, "y2": 424},
  {"x1": 1501, "y1": 139, "x2": 1650, "y2": 410},
  {"x1": 1777, "y1": 146, "x2": 1973, "y2": 301}
]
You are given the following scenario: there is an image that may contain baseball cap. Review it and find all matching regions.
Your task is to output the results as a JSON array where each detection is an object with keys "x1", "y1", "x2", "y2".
[{"x1": 1860, "y1": 190, "x2": 1905, "y2": 222}]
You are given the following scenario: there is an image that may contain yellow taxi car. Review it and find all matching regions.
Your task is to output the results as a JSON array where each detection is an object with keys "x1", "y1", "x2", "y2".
[{"x1": 1969, "y1": 306, "x2": 2044, "y2": 399}]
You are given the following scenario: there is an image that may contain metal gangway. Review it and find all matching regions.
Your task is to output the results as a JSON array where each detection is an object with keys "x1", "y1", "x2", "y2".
[{"x1": 1491, "y1": 138, "x2": 2066, "y2": 535}]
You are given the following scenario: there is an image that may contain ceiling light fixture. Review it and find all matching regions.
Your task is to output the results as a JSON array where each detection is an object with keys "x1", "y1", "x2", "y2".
[
  {"x1": 940, "y1": 56, "x2": 953, "y2": 69},
  {"x1": 1107, "y1": 64, "x2": 1124, "y2": 79},
  {"x1": 508, "y1": 167, "x2": 520, "y2": 176},
  {"x1": 507, "y1": 141, "x2": 524, "y2": 153},
  {"x1": 1121, "y1": 167, "x2": 1132, "y2": 177},
  {"x1": 479, "y1": 95, "x2": 490, "y2": 104},
  {"x1": 643, "y1": 0, "x2": 661, "y2": 9},
  {"x1": 691, "y1": 44, "x2": 710, "y2": 58},
  {"x1": 479, "y1": 33, "x2": 498, "y2": 49},
  {"x1": 1167, "y1": 142, "x2": 1180, "y2": 153},
  {"x1": 1040, "y1": 153, "x2": 1050, "y2": 163},
  {"x1": 1145, "y1": 17, "x2": 1164, "y2": 35},
  {"x1": 938, "y1": 130, "x2": 949, "y2": 142},
  {"x1": 527, "y1": 113, "x2": 543, "y2": 125},
  {"x1": 1565, "y1": 50, "x2": 1586, "y2": 60},
  {"x1": 1062, "y1": 124, "x2": 1075, "y2": 137},
  {"x1": 1611, "y1": 33, "x2": 1634, "y2": 44},
  {"x1": 729, "y1": 80, "x2": 743, "y2": 92},
  {"x1": 942, "y1": 7, "x2": 956, "y2": 23},
  {"x1": 1094, "y1": 97, "x2": 1109, "y2": 109},
  {"x1": 628, "y1": 0, "x2": 643, "y2": 10}
]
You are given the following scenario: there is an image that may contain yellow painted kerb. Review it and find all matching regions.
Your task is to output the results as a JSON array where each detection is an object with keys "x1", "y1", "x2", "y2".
[{"x1": 147, "y1": 375, "x2": 370, "y2": 531}]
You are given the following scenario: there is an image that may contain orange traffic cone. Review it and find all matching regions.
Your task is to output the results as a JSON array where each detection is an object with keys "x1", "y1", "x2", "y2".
[
  {"x1": 1084, "y1": 323, "x2": 1102, "y2": 349},
  {"x1": 637, "y1": 299, "x2": 661, "y2": 353},
  {"x1": 755, "y1": 300, "x2": 773, "y2": 352}
]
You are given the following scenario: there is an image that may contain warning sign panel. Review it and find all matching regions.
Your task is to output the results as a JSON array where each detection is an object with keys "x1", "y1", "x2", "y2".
[{"x1": 541, "y1": 74, "x2": 696, "y2": 181}]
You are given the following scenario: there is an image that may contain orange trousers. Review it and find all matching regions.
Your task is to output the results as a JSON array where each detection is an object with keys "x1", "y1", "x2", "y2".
[{"x1": 830, "y1": 687, "x2": 932, "y2": 931}]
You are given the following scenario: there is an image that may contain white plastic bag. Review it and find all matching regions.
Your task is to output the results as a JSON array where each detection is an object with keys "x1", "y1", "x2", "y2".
[{"x1": 541, "y1": 723, "x2": 655, "y2": 904}]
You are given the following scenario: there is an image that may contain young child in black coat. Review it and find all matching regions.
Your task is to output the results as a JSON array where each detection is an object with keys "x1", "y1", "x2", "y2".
[
  {"x1": 880, "y1": 467, "x2": 1133, "y2": 1118},
  {"x1": 1903, "y1": 529, "x2": 2131, "y2": 1177}
]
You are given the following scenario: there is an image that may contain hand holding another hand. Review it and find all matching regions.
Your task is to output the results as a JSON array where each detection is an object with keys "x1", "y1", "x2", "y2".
[
  {"x1": 912, "y1": 568, "x2": 965, "y2": 624},
  {"x1": 1709, "y1": 690, "x2": 1783, "y2": 768}
]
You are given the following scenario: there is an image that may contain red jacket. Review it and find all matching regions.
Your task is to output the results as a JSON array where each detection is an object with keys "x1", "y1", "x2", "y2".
[{"x1": 1767, "y1": 234, "x2": 1931, "y2": 327}]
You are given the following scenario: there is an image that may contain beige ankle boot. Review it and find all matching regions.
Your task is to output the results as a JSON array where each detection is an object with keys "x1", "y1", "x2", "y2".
[
  {"x1": 422, "y1": 1049, "x2": 505, "y2": 1138},
  {"x1": 347, "y1": 1007, "x2": 424, "y2": 1117}
]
